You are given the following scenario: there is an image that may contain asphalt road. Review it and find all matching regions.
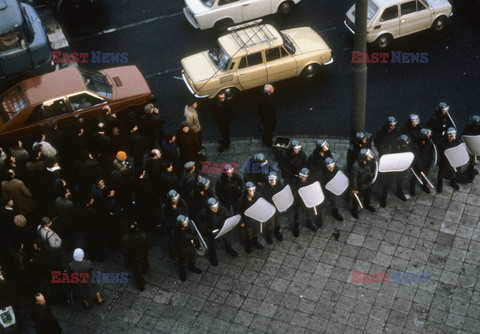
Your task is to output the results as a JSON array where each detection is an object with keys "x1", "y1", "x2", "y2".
[{"x1": 63, "y1": 0, "x2": 480, "y2": 141}]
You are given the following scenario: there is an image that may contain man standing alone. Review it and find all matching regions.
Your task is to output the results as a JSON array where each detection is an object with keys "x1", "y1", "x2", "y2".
[
  {"x1": 257, "y1": 84, "x2": 276, "y2": 147},
  {"x1": 214, "y1": 93, "x2": 233, "y2": 152}
]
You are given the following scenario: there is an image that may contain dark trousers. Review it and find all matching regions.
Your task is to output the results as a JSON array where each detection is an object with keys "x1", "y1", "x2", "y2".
[
  {"x1": 217, "y1": 121, "x2": 231, "y2": 147},
  {"x1": 352, "y1": 188, "x2": 371, "y2": 213},
  {"x1": 125, "y1": 256, "x2": 149, "y2": 289},
  {"x1": 261, "y1": 122, "x2": 275, "y2": 146}
]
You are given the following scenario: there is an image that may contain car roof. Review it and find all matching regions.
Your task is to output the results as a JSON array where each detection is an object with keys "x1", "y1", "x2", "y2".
[
  {"x1": 218, "y1": 24, "x2": 283, "y2": 58},
  {"x1": 370, "y1": 0, "x2": 403, "y2": 7},
  {"x1": 0, "y1": 0, "x2": 24, "y2": 35},
  {"x1": 20, "y1": 66, "x2": 87, "y2": 106}
]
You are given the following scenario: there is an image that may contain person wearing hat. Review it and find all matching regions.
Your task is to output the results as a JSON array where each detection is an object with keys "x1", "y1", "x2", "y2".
[
  {"x1": 176, "y1": 121, "x2": 202, "y2": 164},
  {"x1": 66, "y1": 248, "x2": 104, "y2": 309},
  {"x1": 462, "y1": 115, "x2": 480, "y2": 180},
  {"x1": 291, "y1": 168, "x2": 318, "y2": 236},
  {"x1": 173, "y1": 215, "x2": 202, "y2": 281},
  {"x1": 308, "y1": 139, "x2": 334, "y2": 179},
  {"x1": 346, "y1": 132, "x2": 372, "y2": 174},
  {"x1": 244, "y1": 153, "x2": 278, "y2": 187},
  {"x1": 196, "y1": 197, "x2": 238, "y2": 266},
  {"x1": 425, "y1": 102, "x2": 455, "y2": 144},
  {"x1": 402, "y1": 114, "x2": 421, "y2": 143},
  {"x1": 374, "y1": 116, "x2": 401, "y2": 157},
  {"x1": 279, "y1": 140, "x2": 308, "y2": 185},
  {"x1": 350, "y1": 149, "x2": 377, "y2": 218},
  {"x1": 236, "y1": 181, "x2": 264, "y2": 253},
  {"x1": 214, "y1": 92, "x2": 233, "y2": 152},
  {"x1": 112, "y1": 151, "x2": 133, "y2": 176},
  {"x1": 321, "y1": 158, "x2": 343, "y2": 222},
  {"x1": 32, "y1": 292, "x2": 62, "y2": 334},
  {"x1": 184, "y1": 99, "x2": 202, "y2": 146},
  {"x1": 161, "y1": 189, "x2": 190, "y2": 260},
  {"x1": 410, "y1": 128, "x2": 435, "y2": 195},
  {"x1": 260, "y1": 172, "x2": 284, "y2": 244},
  {"x1": 180, "y1": 161, "x2": 198, "y2": 197},
  {"x1": 188, "y1": 177, "x2": 214, "y2": 219},
  {"x1": 121, "y1": 222, "x2": 152, "y2": 291},
  {"x1": 215, "y1": 164, "x2": 243, "y2": 213},
  {"x1": 140, "y1": 103, "x2": 165, "y2": 150},
  {"x1": 437, "y1": 127, "x2": 461, "y2": 193}
]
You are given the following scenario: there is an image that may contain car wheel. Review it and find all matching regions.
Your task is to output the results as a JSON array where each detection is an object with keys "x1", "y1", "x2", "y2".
[
  {"x1": 302, "y1": 64, "x2": 320, "y2": 78},
  {"x1": 278, "y1": 1, "x2": 294, "y2": 15},
  {"x1": 432, "y1": 16, "x2": 447, "y2": 32},
  {"x1": 220, "y1": 88, "x2": 237, "y2": 100},
  {"x1": 215, "y1": 19, "x2": 233, "y2": 32},
  {"x1": 375, "y1": 34, "x2": 392, "y2": 49}
]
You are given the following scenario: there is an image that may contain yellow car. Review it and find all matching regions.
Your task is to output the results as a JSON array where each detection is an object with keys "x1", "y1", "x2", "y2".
[{"x1": 181, "y1": 20, "x2": 333, "y2": 99}]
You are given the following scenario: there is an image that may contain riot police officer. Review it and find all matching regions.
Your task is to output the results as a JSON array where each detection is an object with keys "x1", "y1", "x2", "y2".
[
  {"x1": 291, "y1": 168, "x2": 319, "y2": 236},
  {"x1": 260, "y1": 171, "x2": 284, "y2": 244},
  {"x1": 236, "y1": 182, "x2": 264, "y2": 253},
  {"x1": 425, "y1": 102, "x2": 454, "y2": 144},
  {"x1": 215, "y1": 164, "x2": 243, "y2": 212},
  {"x1": 187, "y1": 177, "x2": 214, "y2": 218},
  {"x1": 322, "y1": 158, "x2": 343, "y2": 221},
  {"x1": 410, "y1": 128, "x2": 435, "y2": 195},
  {"x1": 280, "y1": 140, "x2": 308, "y2": 184},
  {"x1": 243, "y1": 153, "x2": 277, "y2": 187},
  {"x1": 437, "y1": 127, "x2": 461, "y2": 192},
  {"x1": 174, "y1": 215, "x2": 202, "y2": 281},
  {"x1": 308, "y1": 139, "x2": 333, "y2": 178},
  {"x1": 462, "y1": 115, "x2": 480, "y2": 179},
  {"x1": 350, "y1": 149, "x2": 376, "y2": 218},
  {"x1": 160, "y1": 190, "x2": 189, "y2": 259},
  {"x1": 196, "y1": 198, "x2": 238, "y2": 266},
  {"x1": 374, "y1": 116, "x2": 401, "y2": 157},
  {"x1": 402, "y1": 114, "x2": 421, "y2": 143},
  {"x1": 346, "y1": 132, "x2": 371, "y2": 174}
]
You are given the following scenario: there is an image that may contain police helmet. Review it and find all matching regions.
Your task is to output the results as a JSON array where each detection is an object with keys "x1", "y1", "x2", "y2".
[
  {"x1": 298, "y1": 168, "x2": 310, "y2": 178},
  {"x1": 325, "y1": 157, "x2": 335, "y2": 169},
  {"x1": 223, "y1": 164, "x2": 234, "y2": 174},
  {"x1": 207, "y1": 197, "x2": 219, "y2": 210},
  {"x1": 397, "y1": 134, "x2": 411, "y2": 146},
  {"x1": 447, "y1": 127, "x2": 457, "y2": 136},
  {"x1": 355, "y1": 132, "x2": 367, "y2": 144},
  {"x1": 438, "y1": 102, "x2": 449, "y2": 113},
  {"x1": 409, "y1": 114, "x2": 420, "y2": 125},
  {"x1": 268, "y1": 171, "x2": 278, "y2": 182},
  {"x1": 387, "y1": 116, "x2": 397, "y2": 126},
  {"x1": 167, "y1": 189, "x2": 180, "y2": 201},
  {"x1": 254, "y1": 153, "x2": 267, "y2": 165},
  {"x1": 245, "y1": 181, "x2": 256, "y2": 192},
  {"x1": 470, "y1": 115, "x2": 480, "y2": 127},
  {"x1": 176, "y1": 215, "x2": 189, "y2": 228},
  {"x1": 419, "y1": 128, "x2": 432, "y2": 139},
  {"x1": 316, "y1": 139, "x2": 330, "y2": 150},
  {"x1": 290, "y1": 140, "x2": 302, "y2": 151},
  {"x1": 197, "y1": 177, "x2": 210, "y2": 190},
  {"x1": 359, "y1": 148, "x2": 374, "y2": 161}
]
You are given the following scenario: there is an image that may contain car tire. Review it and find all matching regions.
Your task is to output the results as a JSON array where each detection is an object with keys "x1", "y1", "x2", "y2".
[
  {"x1": 432, "y1": 16, "x2": 447, "y2": 32},
  {"x1": 219, "y1": 87, "x2": 237, "y2": 100},
  {"x1": 375, "y1": 34, "x2": 392, "y2": 49},
  {"x1": 214, "y1": 19, "x2": 233, "y2": 32},
  {"x1": 278, "y1": 1, "x2": 294, "y2": 15},
  {"x1": 301, "y1": 64, "x2": 320, "y2": 78}
]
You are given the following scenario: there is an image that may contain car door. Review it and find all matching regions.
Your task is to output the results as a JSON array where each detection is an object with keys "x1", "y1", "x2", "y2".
[
  {"x1": 214, "y1": 0, "x2": 243, "y2": 23},
  {"x1": 399, "y1": 0, "x2": 431, "y2": 35},
  {"x1": 372, "y1": 5, "x2": 400, "y2": 38},
  {"x1": 237, "y1": 52, "x2": 267, "y2": 90},
  {"x1": 241, "y1": 0, "x2": 268, "y2": 21},
  {"x1": 265, "y1": 46, "x2": 296, "y2": 83}
]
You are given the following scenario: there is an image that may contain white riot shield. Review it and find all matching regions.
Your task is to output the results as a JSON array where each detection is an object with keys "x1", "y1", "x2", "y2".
[
  {"x1": 325, "y1": 170, "x2": 349, "y2": 196},
  {"x1": 462, "y1": 135, "x2": 480, "y2": 156},
  {"x1": 215, "y1": 214, "x2": 241, "y2": 240},
  {"x1": 378, "y1": 152, "x2": 414, "y2": 172},
  {"x1": 272, "y1": 185, "x2": 294, "y2": 212},
  {"x1": 298, "y1": 181, "x2": 325, "y2": 208},
  {"x1": 444, "y1": 143, "x2": 470, "y2": 168},
  {"x1": 430, "y1": 139, "x2": 438, "y2": 167},
  {"x1": 372, "y1": 160, "x2": 379, "y2": 184},
  {"x1": 244, "y1": 197, "x2": 276, "y2": 223}
]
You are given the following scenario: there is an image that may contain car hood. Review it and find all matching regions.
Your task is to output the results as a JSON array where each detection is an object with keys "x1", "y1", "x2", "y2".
[
  {"x1": 282, "y1": 27, "x2": 331, "y2": 54},
  {"x1": 181, "y1": 51, "x2": 217, "y2": 84},
  {"x1": 100, "y1": 66, "x2": 151, "y2": 99},
  {"x1": 184, "y1": 0, "x2": 210, "y2": 14}
]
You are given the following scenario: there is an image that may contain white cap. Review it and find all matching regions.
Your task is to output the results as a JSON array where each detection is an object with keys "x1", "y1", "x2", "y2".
[{"x1": 73, "y1": 248, "x2": 84, "y2": 262}]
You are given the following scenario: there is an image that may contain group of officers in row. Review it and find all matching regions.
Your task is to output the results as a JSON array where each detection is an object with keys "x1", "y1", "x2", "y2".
[{"x1": 165, "y1": 102, "x2": 480, "y2": 281}]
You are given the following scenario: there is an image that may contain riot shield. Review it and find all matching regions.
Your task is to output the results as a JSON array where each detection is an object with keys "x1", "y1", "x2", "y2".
[
  {"x1": 431, "y1": 139, "x2": 438, "y2": 167},
  {"x1": 325, "y1": 170, "x2": 349, "y2": 196},
  {"x1": 462, "y1": 135, "x2": 480, "y2": 156},
  {"x1": 444, "y1": 143, "x2": 469, "y2": 168},
  {"x1": 372, "y1": 160, "x2": 379, "y2": 184},
  {"x1": 272, "y1": 185, "x2": 294, "y2": 212},
  {"x1": 215, "y1": 214, "x2": 242, "y2": 240},
  {"x1": 298, "y1": 181, "x2": 325, "y2": 208},
  {"x1": 378, "y1": 152, "x2": 414, "y2": 172},
  {"x1": 244, "y1": 197, "x2": 277, "y2": 223}
]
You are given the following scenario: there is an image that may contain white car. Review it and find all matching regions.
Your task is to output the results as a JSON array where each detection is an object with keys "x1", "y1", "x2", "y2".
[
  {"x1": 183, "y1": 0, "x2": 301, "y2": 30},
  {"x1": 344, "y1": 0, "x2": 452, "y2": 48}
]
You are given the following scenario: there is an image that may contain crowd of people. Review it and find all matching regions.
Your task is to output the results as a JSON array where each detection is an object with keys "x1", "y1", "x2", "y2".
[{"x1": 0, "y1": 82, "x2": 478, "y2": 332}]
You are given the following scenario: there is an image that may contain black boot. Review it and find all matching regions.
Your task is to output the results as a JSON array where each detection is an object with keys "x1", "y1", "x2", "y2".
[
  {"x1": 306, "y1": 220, "x2": 318, "y2": 232},
  {"x1": 351, "y1": 205, "x2": 358, "y2": 219},
  {"x1": 189, "y1": 263, "x2": 202, "y2": 274},
  {"x1": 245, "y1": 239, "x2": 253, "y2": 254},
  {"x1": 253, "y1": 238, "x2": 264, "y2": 250},
  {"x1": 209, "y1": 251, "x2": 218, "y2": 266},
  {"x1": 380, "y1": 191, "x2": 387, "y2": 208},
  {"x1": 274, "y1": 227, "x2": 283, "y2": 241},
  {"x1": 293, "y1": 223, "x2": 300, "y2": 237},
  {"x1": 396, "y1": 191, "x2": 407, "y2": 201},
  {"x1": 437, "y1": 176, "x2": 443, "y2": 193},
  {"x1": 332, "y1": 209, "x2": 343, "y2": 222},
  {"x1": 409, "y1": 183, "x2": 416, "y2": 196},
  {"x1": 365, "y1": 204, "x2": 376, "y2": 212},
  {"x1": 179, "y1": 266, "x2": 187, "y2": 281}
]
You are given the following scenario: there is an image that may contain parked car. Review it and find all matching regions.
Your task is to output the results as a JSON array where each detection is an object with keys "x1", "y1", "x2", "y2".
[
  {"x1": 181, "y1": 20, "x2": 333, "y2": 100},
  {"x1": 344, "y1": 0, "x2": 452, "y2": 48},
  {"x1": 0, "y1": 65, "x2": 153, "y2": 140},
  {"x1": 183, "y1": 0, "x2": 302, "y2": 30},
  {"x1": 0, "y1": 0, "x2": 52, "y2": 85}
]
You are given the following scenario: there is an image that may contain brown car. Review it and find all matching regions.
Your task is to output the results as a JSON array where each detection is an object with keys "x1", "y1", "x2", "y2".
[{"x1": 0, "y1": 65, "x2": 153, "y2": 140}]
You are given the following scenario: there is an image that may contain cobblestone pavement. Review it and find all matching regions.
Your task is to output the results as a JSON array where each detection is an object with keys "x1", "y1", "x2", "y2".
[{"x1": 18, "y1": 137, "x2": 480, "y2": 333}]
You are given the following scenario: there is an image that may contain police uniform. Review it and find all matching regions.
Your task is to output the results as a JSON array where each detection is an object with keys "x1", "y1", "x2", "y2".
[
  {"x1": 321, "y1": 159, "x2": 343, "y2": 222},
  {"x1": 291, "y1": 169, "x2": 318, "y2": 237},
  {"x1": 236, "y1": 185, "x2": 264, "y2": 253},
  {"x1": 121, "y1": 223, "x2": 152, "y2": 291},
  {"x1": 260, "y1": 174, "x2": 284, "y2": 244},
  {"x1": 215, "y1": 172, "x2": 243, "y2": 212},
  {"x1": 174, "y1": 216, "x2": 202, "y2": 281},
  {"x1": 437, "y1": 130, "x2": 461, "y2": 192},
  {"x1": 409, "y1": 129, "x2": 435, "y2": 195},
  {"x1": 279, "y1": 144, "x2": 308, "y2": 184},
  {"x1": 349, "y1": 151, "x2": 376, "y2": 218}
]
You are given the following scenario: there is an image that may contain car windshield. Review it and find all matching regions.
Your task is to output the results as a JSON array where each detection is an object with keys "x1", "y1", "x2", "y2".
[
  {"x1": 0, "y1": 85, "x2": 28, "y2": 123},
  {"x1": 200, "y1": 0, "x2": 215, "y2": 7},
  {"x1": 280, "y1": 32, "x2": 296, "y2": 54},
  {"x1": 79, "y1": 69, "x2": 113, "y2": 99},
  {"x1": 209, "y1": 42, "x2": 231, "y2": 71},
  {"x1": 367, "y1": 0, "x2": 379, "y2": 20}
]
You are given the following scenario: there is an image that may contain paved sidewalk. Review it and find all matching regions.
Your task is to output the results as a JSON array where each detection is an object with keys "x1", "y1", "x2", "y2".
[{"x1": 18, "y1": 136, "x2": 480, "y2": 333}]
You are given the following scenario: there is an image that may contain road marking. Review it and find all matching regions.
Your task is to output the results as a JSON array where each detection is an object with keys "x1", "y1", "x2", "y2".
[
  {"x1": 173, "y1": 76, "x2": 183, "y2": 80},
  {"x1": 71, "y1": 12, "x2": 182, "y2": 42},
  {"x1": 145, "y1": 67, "x2": 182, "y2": 78}
]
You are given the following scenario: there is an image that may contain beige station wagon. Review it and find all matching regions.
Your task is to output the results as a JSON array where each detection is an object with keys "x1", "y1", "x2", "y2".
[
  {"x1": 345, "y1": 0, "x2": 452, "y2": 48},
  {"x1": 181, "y1": 20, "x2": 333, "y2": 99}
]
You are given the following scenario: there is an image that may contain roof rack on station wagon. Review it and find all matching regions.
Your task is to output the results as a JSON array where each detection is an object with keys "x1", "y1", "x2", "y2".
[{"x1": 227, "y1": 19, "x2": 277, "y2": 54}]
